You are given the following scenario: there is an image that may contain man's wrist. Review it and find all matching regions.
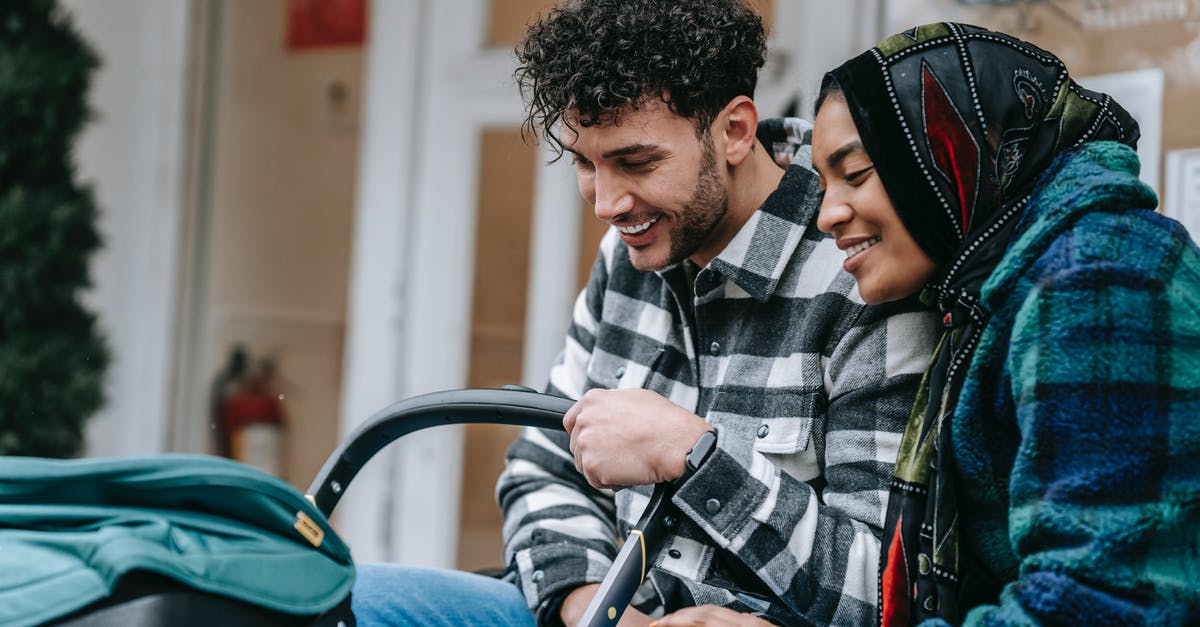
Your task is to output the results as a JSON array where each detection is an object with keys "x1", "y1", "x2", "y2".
[
  {"x1": 559, "y1": 583, "x2": 600, "y2": 626},
  {"x1": 662, "y1": 419, "x2": 717, "y2": 482}
]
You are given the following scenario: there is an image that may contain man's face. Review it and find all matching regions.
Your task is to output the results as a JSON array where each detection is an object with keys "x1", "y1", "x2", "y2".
[{"x1": 563, "y1": 99, "x2": 730, "y2": 271}]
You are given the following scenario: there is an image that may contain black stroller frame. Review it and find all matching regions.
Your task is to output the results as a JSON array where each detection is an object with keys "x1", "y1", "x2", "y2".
[{"x1": 54, "y1": 387, "x2": 673, "y2": 627}]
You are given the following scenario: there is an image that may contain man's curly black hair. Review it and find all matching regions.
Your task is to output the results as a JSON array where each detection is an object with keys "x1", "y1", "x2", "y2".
[{"x1": 515, "y1": 0, "x2": 768, "y2": 159}]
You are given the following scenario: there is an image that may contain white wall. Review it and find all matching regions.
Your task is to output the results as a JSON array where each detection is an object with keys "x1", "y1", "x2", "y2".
[
  {"x1": 331, "y1": 0, "x2": 427, "y2": 562},
  {"x1": 63, "y1": 0, "x2": 191, "y2": 457}
]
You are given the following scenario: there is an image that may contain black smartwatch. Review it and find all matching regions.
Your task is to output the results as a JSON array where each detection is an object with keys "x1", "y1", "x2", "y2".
[{"x1": 683, "y1": 429, "x2": 718, "y2": 476}]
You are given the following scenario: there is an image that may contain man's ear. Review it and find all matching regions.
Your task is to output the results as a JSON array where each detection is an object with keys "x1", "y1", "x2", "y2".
[{"x1": 720, "y1": 96, "x2": 759, "y2": 167}]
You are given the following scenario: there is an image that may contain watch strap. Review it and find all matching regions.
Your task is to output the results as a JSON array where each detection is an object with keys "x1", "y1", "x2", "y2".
[{"x1": 684, "y1": 429, "x2": 717, "y2": 475}]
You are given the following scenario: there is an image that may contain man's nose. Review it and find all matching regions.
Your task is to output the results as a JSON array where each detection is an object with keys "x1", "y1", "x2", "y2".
[{"x1": 592, "y1": 170, "x2": 633, "y2": 221}]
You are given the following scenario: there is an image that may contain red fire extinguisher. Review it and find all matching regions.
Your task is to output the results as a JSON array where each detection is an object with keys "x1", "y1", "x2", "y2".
[{"x1": 221, "y1": 357, "x2": 287, "y2": 478}]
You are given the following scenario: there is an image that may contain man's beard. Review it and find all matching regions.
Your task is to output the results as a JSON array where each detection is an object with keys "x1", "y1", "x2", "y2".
[{"x1": 651, "y1": 136, "x2": 730, "y2": 270}]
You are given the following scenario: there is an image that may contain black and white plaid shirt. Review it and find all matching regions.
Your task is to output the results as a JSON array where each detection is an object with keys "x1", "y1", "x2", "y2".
[{"x1": 499, "y1": 119, "x2": 940, "y2": 625}]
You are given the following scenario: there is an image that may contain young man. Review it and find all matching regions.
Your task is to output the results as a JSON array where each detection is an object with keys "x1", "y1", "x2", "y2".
[
  {"x1": 350, "y1": 1, "x2": 937, "y2": 625},
  {"x1": 497, "y1": 1, "x2": 938, "y2": 625}
]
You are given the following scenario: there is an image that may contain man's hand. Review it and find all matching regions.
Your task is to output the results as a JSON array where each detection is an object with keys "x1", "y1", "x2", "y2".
[
  {"x1": 650, "y1": 605, "x2": 775, "y2": 626},
  {"x1": 563, "y1": 388, "x2": 713, "y2": 490},
  {"x1": 561, "y1": 583, "x2": 654, "y2": 626}
]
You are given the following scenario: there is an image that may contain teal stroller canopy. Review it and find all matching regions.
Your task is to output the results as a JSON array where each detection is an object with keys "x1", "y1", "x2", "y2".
[{"x1": 0, "y1": 454, "x2": 353, "y2": 627}]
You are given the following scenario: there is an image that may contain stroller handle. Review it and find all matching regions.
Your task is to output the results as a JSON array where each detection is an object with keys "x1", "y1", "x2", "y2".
[{"x1": 307, "y1": 387, "x2": 572, "y2": 516}]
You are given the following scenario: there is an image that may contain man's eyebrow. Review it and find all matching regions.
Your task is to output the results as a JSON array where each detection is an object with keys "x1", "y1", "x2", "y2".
[
  {"x1": 563, "y1": 143, "x2": 662, "y2": 160},
  {"x1": 602, "y1": 144, "x2": 659, "y2": 159}
]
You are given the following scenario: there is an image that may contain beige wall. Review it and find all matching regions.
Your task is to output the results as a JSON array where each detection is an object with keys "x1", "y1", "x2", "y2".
[
  {"x1": 488, "y1": 0, "x2": 775, "y2": 46},
  {"x1": 204, "y1": 0, "x2": 362, "y2": 485}
]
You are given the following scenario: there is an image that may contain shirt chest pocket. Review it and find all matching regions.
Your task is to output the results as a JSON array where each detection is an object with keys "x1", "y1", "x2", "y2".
[
  {"x1": 708, "y1": 388, "x2": 820, "y2": 455},
  {"x1": 585, "y1": 349, "x2": 655, "y2": 390},
  {"x1": 754, "y1": 390, "x2": 821, "y2": 454}
]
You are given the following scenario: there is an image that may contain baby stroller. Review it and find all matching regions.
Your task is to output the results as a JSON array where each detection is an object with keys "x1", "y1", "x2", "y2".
[{"x1": 3, "y1": 387, "x2": 660, "y2": 626}]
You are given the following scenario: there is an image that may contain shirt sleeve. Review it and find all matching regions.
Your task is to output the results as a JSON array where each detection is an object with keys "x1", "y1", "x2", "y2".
[
  {"x1": 671, "y1": 298, "x2": 939, "y2": 625},
  {"x1": 961, "y1": 257, "x2": 1200, "y2": 625},
  {"x1": 497, "y1": 234, "x2": 622, "y2": 625}
]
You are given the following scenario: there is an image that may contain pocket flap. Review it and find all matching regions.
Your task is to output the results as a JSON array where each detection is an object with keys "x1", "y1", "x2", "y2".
[{"x1": 708, "y1": 389, "x2": 818, "y2": 454}]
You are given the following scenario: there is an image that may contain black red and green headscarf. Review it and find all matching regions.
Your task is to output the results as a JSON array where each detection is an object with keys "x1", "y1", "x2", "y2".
[{"x1": 824, "y1": 22, "x2": 1138, "y2": 625}]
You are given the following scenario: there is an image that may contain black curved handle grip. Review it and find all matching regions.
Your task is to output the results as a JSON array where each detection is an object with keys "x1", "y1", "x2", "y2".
[
  {"x1": 306, "y1": 387, "x2": 572, "y2": 516},
  {"x1": 307, "y1": 386, "x2": 676, "y2": 626}
]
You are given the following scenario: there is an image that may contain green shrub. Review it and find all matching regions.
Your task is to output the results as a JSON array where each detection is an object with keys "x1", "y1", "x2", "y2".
[{"x1": 0, "y1": 0, "x2": 109, "y2": 457}]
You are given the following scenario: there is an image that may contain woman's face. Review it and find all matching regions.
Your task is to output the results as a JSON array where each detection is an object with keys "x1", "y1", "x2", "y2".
[{"x1": 813, "y1": 95, "x2": 937, "y2": 305}]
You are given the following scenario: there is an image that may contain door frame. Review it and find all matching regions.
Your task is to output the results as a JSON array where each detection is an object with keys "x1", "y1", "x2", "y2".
[{"x1": 334, "y1": 0, "x2": 582, "y2": 566}]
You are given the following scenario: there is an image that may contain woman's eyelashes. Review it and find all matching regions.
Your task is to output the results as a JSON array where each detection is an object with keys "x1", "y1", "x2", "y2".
[{"x1": 845, "y1": 164, "x2": 875, "y2": 184}]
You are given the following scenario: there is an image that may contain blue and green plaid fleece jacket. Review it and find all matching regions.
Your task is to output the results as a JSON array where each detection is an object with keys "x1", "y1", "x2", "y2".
[{"x1": 946, "y1": 142, "x2": 1200, "y2": 625}]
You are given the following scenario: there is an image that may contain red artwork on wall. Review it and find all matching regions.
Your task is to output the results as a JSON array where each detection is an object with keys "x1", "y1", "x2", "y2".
[{"x1": 286, "y1": 0, "x2": 367, "y2": 51}]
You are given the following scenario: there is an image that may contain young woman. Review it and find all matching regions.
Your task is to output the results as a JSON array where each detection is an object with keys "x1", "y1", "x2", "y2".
[
  {"x1": 654, "y1": 23, "x2": 1199, "y2": 627},
  {"x1": 810, "y1": 22, "x2": 1200, "y2": 627}
]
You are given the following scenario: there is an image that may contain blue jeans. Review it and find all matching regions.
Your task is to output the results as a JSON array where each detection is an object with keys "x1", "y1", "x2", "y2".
[{"x1": 351, "y1": 563, "x2": 536, "y2": 626}]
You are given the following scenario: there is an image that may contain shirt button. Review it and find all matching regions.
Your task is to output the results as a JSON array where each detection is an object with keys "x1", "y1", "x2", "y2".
[
  {"x1": 757, "y1": 424, "x2": 770, "y2": 438},
  {"x1": 923, "y1": 595, "x2": 937, "y2": 612},
  {"x1": 709, "y1": 341, "x2": 720, "y2": 356},
  {"x1": 705, "y1": 498, "x2": 721, "y2": 514},
  {"x1": 664, "y1": 515, "x2": 676, "y2": 529},
  {"x1": 615, "y1": 366, "x2": 625, "y2": 378},
  {"x1": 531, "y1": 570, "x2": 544, "y2": 583},
  {"x1": 668, "y1": 549, "x2": 682, "y2": 559}
]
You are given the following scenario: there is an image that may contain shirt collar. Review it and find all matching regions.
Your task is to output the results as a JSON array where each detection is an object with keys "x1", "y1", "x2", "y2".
[{"x1": 660, "y1": 163, "x2": 822, "y2": 303}]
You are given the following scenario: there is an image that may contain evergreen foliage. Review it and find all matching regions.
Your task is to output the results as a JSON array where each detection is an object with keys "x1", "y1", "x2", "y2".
[{"x1": 0, "y1": 0, "x2": 109, "y2": 456}]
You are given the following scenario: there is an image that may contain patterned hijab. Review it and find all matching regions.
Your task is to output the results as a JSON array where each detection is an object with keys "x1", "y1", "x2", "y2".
[{"x1": 824, "y1": 23, "x2": 1138, "y2": 625}]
